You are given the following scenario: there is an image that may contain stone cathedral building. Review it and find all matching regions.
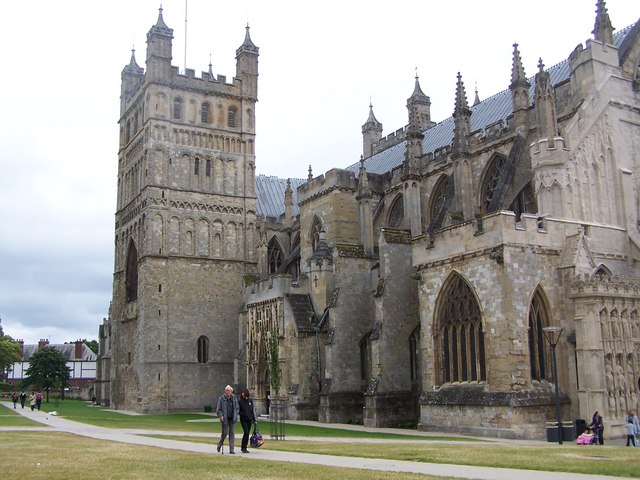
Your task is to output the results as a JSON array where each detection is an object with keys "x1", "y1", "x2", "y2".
[{"x1": 97, "y1": 3, "x2": 640, "y2": 439}]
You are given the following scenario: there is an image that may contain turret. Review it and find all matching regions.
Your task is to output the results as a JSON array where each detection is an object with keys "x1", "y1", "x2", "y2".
[
  {"x1": 451, "y1": 73, "x2": 474, "y2": 221},
  {"x1": 145, "y1": 7, "x2": 173, "y2": 80},
  {"x1": 509, "y1": 43, "x2": 531, "y2": 128},
  {"x1": 402, "y1": 75, "x2": 425, "y2": 236},
  {"x1": 235, "y1": 25, "x2": 259, "y2": 99},
  {"x1": 356, "y1": 156, "x2": 374, "y2": 255},
  {"x1": 534, "y1": 59, "x2": 558, "y2": 146},
  {"x1": 362, "y1": 102, "x2": 383, "y2": 159},
  {"x1": 120, "y1": 48, "x2": 144, "y2": 115}
]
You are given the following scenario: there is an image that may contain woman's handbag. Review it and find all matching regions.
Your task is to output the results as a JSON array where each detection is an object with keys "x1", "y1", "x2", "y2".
[{"x1": 250, "y1": 421, "x2": 264, "y2": 448}]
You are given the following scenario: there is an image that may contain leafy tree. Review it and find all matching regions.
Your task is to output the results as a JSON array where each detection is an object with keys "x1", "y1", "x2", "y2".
[
  {"x1": 23, "y1": 346, "x2": 70, "y2": 401},
  {"x1": 268, "y1": 331, "x2": 281, "y2": 398},
  {"x1": 0, "y1": 317, "x2": 21, "y2": 382}
]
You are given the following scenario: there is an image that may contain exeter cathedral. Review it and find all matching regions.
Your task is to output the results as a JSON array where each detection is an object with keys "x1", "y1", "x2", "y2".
[{"x1": 96, "y1": 2, "x2": 640, "y2": 439}]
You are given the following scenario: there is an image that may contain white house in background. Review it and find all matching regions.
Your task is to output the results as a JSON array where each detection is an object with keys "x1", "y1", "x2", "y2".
[{"x1": 8, "y1": 339, "x2": 97, "y2": 395}]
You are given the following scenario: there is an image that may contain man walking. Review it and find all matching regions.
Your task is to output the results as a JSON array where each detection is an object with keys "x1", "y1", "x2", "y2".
[{"x1": 216, "y1": 385, "x2": 239, "y2": 454}]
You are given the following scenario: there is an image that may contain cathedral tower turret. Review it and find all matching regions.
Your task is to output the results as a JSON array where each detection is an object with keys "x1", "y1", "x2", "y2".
[
  {"x1": 145, "y1": 7, "x2": 173, "y2": 80},
  {"x1": 236, "y1": 25, "x2": 259, "y2": 100},
  {"x1": 402, "y1": 75, "x2": 425, "y2": 236},
  {"x1": 362, "y1": 102, "x2": 383, "y2": 159},
  {"x1": 593, "y1": 0, "x2": 614, "y2": 45}
]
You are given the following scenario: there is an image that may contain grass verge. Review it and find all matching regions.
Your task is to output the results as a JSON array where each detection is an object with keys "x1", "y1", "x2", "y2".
[{"x1": 1, "y1": 431, "x2": 458, "y2": 480}]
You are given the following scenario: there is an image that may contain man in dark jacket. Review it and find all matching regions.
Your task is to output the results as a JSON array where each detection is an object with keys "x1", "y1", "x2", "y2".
[{"x1": 216, "y1": 385, "x2": 239, "y2": 454}]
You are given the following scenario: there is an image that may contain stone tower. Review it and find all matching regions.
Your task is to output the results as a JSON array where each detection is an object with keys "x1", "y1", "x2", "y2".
[{"x1": 109, "y1": 8, "x2": 259, "y2": 412}]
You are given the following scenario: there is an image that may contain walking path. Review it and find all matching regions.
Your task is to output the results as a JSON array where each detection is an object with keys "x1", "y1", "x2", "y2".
[{"x1": 0, "y1": 401, "x2": 631, "y2": 480}]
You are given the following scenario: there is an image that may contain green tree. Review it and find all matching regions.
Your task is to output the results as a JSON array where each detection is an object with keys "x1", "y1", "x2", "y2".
[
  {"x1": 0, "y1": 317, "x2": 21, "y2": 382},
  {"x1": 268, "y1": 331, "x2": 281, "y2": 398},
  {"x1": 23, "y1": 346, "x2": 70, "y2": 401}
]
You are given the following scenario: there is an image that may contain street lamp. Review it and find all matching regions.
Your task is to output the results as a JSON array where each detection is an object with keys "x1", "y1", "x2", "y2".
[{"x1": 543, "y1": 326, "x2": 563, "y2": 445}]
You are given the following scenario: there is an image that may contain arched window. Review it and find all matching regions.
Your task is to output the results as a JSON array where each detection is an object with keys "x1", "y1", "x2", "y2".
[
  {"x1": 268, "y1": 236, "x2": 284, "y2": 274},
  {"x1": 197, "y1": 336, "x2": 209, "y2": 364},
  {"x1": 228, "y1": 107, "x2": 237, "y2": 128},
  {"x1": 201, "y1": 103, "x2": 210, "y2": 123},
  {"x1": 173, "y1": 98, "x2": 183, "y2": 119},
  {"x1": 529, "y1": 288, "x2": 551, "y2": 381},
  {"x1": 310, "y1": 216, "x2": 323, "y2": 252},
  {"x1": 388, "y1": 195, "x2": 404, "y2": 228},
  {"x1": 206, "y1": 159, "x2": 211, "y2": 177},
  {"x1": 436, "y1": 273, "x2": 485, "y2": 384},
  {"x1": 194, "y1": 158, "x2": 200, "y2": 175},
  {"x1": 481, "y1": 155, "x2": 506, "y2": 213},
  {"x1": 125, "y1": 240, "x2": 138, "y2": 303},
  {"x1": 409, "y1": 326, "x2": 421, "y2": 386}
]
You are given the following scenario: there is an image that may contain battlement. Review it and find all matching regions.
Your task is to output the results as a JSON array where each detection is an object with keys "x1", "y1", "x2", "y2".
[
  {"x1": 371, "y1": 126, "x2": 407, "y2": 154},
  {"x1": 297, "y1": 168, "x2": 357, "y2": 205}
]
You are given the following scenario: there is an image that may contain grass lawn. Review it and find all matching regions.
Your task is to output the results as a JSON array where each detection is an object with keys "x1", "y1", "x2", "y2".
[
  {"x1": 1, "y1": 431, "x2": 455, "y2": 480},
  {"x1": 150, "y1": 435, "x2": 640, "y2": 478},
  {"x1": 0, "y1": 406, "x2": 42, "y2": 427},
  {"x1": 25, "y1": 399, "x2": 448, "y2": 440}
]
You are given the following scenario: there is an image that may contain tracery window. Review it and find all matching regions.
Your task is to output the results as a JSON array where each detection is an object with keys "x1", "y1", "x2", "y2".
[
  {"x1": 388, "y1": 195, "x2": 404, "y2": 228},
  {"x1": 173, "y1": 98, "x2": 183, "y2": 119},
  {"x1": 528, "y1": 288, "x2": 551, "y2": 381},
  {"x1": 481, "y1": 155, "x2": 506, "y2": 213},
  {"x1": 310, "y1": 216, "x2": 323, "y2": 252},
  {"x1": 437, "y1": 273, "x2": 485, "y2": 384},
  {"x1": 267, "y1": 236, "x2": 284, "y2": 274},
  {"x1": 197, "y1": 336, "x2": 209, "y2": 364},
  {"x1": 125, "y1": 240, "x2": 138, "y2": 303}
]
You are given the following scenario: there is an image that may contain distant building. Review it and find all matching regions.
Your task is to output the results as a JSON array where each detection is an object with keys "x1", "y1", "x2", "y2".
[{"x1": 9, "y1": 339, "x2": 97, "y2": 394}]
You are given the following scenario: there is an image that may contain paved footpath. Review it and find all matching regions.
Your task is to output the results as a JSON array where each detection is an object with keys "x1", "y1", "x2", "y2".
[{"x1": 0, "y1": 401, "x2": 632, "y2": 480}]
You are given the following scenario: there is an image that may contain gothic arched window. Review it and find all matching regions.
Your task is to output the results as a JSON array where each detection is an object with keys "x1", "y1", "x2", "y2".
[
  {"x1": 436, "y1": 273, "x2": 485, "y2": 384},
  {"x1": 481, "y1": 155, "x2": 506, "y2": 213},
  {"x1": 228, "y1": 107, "x2": 237, "y2": 128},
  {"x1": 388, "y1": 195, "x2": 404, "y2": 228},
  {"x1": 173, "y1": 98, "x2": 183, "y2": 119},
  {"x1": 125, "y1": 240, "x2": 138, "y2": 303},
  {"x1": 268, "y1": 236, "x2": 284, "y2": 274},
  {"x1": 310, "y1": 216, "x2": 323, "y2": 252},
  {"x1": 529, "y1": 288, "x2": 551, "y2": 381},
  {"x1": 201, "y1": 103, "x2": 211, "y2": 123},
  {"x1": 197, "y1": 336, "x2": 209, "y2": 364}
]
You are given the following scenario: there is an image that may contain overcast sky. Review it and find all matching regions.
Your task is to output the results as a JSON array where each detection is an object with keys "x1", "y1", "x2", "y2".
[{"x1": 0, "y1": 1, "x2": 637, "y2": 345}]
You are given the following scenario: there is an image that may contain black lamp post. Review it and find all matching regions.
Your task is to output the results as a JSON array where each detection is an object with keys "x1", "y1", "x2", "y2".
[{"x1": 543, "y1": 326, "x2": 563, "y2": 445}]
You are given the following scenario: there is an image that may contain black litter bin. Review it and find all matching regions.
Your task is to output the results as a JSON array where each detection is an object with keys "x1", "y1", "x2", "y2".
[
  {"x1": 562, "y1": 421, "x2": 575, "y2": 440},
  {"x1": 546, "y1": 421, "x2": 559, "y2": 442},
  {"x1": 575, "y1": 419, "x2": 586, "y2": 436}
]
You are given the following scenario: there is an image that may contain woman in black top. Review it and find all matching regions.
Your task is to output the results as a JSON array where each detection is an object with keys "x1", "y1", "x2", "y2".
[{"x1": 238, "y1": 388, "x2": 256, "y2": 453}]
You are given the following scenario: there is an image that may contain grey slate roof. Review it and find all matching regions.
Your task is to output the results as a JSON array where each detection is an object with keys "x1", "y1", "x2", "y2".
[
  {"x1": 255, "y1": 175, "x2": 305, "y2": 219},
  {"x1": 20, "y1": 344, "x2": 97, "y2": 362},
  {"x1": 345, "y1": 25, "x2": 633, "y2": 176}
]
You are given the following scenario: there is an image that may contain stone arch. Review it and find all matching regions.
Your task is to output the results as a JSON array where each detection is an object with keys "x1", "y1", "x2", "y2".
[
  {"x1": 267, "y1": 236, "x2": 285, "y2": 274},
  {"x1": 479, "y1": 153, "x2": 507, "y2": 214},
  {"x1": 528, "y1": 286, "x2": 552, "y2": 382},
  {"x1": 387, "y1": 193, "x2": 404, "y2": 228},
  {"x1": 125, "y1": 239, "x2": 138, "y2": 303}
]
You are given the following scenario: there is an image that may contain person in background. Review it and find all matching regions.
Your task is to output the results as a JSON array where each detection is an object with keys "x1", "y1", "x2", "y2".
[
  {"x1": 238, "y1": 388, "x2": 256, "y2": 453},
  {"x1": 35, "y1": 391, "x2": 43, "y2": 410},
  {"x1": 11, "y1": 392, "x2": 18, "y2": 409},
  {"x1": 19, "y1": 391, "x2": 26, "y2": 409},
  {"x1": 627, "y1": 410, "x2": 640, "y2": 447},
  {"x1": 215, "y1": 385, "x2": 239, "y2": 454},
  {"x1": 589, "y1": 411, "x2": 604, "y2": 445},
  {"x1": 29, "y1": 391, "x2": 36, "y2": 411}
]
